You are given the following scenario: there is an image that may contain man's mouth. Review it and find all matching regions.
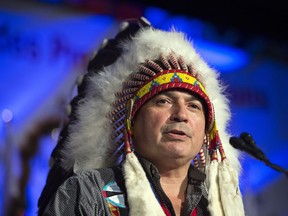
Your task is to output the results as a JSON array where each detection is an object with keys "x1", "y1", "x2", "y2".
[
  {"x1": 169, "y1": 130, "x2": 186, "y2": 135},
  {"x1": 165, "y1": 130, "x2": 189, "y2": 138}
]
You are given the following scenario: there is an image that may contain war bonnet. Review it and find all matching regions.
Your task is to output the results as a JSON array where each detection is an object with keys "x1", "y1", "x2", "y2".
[{"x1": 58, "y1": 17, "x2": 245, "y2": 216}]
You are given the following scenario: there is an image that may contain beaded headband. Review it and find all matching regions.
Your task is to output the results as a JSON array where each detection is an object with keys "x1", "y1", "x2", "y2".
[
  {"x1": 109, "y1": 52, "x2": 222, "y2": 160},
  {"x1": 131, "y1": 70, "x2": 210, "y2": 118}
]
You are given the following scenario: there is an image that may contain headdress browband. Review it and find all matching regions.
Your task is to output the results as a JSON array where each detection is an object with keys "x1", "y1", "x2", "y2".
[{"x1": 131, "y1": 70, "x2": 209, "y2": 119}]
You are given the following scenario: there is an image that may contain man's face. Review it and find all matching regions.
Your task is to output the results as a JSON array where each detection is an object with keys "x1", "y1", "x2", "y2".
[{"x1": 132, "y1": 89, "x2": 206, "y2": 167}]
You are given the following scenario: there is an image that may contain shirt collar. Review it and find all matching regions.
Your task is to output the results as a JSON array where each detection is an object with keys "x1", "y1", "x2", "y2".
[{"x1": 135, "y1": 153, "x2": 206, "y2": 183}]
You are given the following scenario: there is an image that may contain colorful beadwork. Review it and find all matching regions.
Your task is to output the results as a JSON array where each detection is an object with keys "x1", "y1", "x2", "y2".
[{"x1": 131, "y1": 70, "x2": 209, "y2": 118}]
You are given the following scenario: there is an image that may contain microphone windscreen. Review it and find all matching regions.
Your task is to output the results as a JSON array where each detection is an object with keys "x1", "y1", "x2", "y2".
[
  {"x1": 229, "y1": 137, "x2": 246, "y2": 150},
  {"x1": 240, "y1": 132, "x2": 257, "y2": 148},
  {"x1": 229, "y1": 136, "x2": 260, "y2": 159}
]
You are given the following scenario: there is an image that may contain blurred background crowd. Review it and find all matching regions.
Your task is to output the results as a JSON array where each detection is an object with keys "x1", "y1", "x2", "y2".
[{"x1": 0, "y1": 0, "x2": 287, "y2": 215}]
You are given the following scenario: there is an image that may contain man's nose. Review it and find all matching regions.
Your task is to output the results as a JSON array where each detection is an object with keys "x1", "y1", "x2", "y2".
[{"x1": 170, "y1": 104, "x2": 188, "y2": 122}]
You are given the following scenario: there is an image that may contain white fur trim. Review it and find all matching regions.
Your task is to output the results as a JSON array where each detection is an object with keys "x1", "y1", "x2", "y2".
[
  {"x1": 219, "y1": 160, "x2": 245, "y2": 216},
  {"x1": 123, "y1": 153, "x2": 165, "y2": 216},
  {"x1": 206, "y1": 160, "x2": 224, "y2": 216}
]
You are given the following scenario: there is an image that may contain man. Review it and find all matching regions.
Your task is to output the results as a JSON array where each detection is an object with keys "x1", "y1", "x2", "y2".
[{"x1": 39, "y1": 17, "x2": 245, "y2": 216}]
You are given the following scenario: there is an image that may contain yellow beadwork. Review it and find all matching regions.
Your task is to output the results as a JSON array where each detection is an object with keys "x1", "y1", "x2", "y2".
[{"x1": 135, "y1": 71, "x2": 207, "y2": 99}]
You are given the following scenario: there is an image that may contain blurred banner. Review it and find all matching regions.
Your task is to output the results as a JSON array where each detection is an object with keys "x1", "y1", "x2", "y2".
[{"x1": 0, "y1": 4, "x2": 117, "y2": 215}]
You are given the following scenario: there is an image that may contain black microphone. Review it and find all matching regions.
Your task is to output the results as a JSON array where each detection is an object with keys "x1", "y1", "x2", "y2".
[
  {"x1": 229, "y1": 136, "x2": 263, "y2": 161},
  {"x1": 239, "y1": 132, "x2": 268, "y2": 162},
  {"x1": 230, "y1": 132, "x2": 288, "y2": 178}
]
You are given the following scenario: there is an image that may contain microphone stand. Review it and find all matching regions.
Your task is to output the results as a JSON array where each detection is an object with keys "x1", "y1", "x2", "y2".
[{"x1": 230, "y1": 132, "x2": 288, "y2": 178}]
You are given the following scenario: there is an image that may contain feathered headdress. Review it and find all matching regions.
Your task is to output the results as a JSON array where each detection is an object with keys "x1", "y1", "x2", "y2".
[{"x1": 46, "y1": 17, "x2": 245, "y2": 216}]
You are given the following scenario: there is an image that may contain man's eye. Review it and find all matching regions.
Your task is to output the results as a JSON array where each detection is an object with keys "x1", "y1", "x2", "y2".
[
  {"x1": 156, "y1": 99, "x2": 170, "y2": 104},
  {"x1": 189, "y1": 103, "x2": 201, "y2": 110}
]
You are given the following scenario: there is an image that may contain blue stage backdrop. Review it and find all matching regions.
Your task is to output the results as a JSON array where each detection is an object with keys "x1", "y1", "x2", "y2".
[{"x1": 0, "y1": 3, "x2": 287, "y2": 216}]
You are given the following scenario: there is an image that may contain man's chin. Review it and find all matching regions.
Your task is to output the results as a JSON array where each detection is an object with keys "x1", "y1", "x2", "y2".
[{"x1": 164, "y1": 150, "x2": 194, "y2": 162}]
